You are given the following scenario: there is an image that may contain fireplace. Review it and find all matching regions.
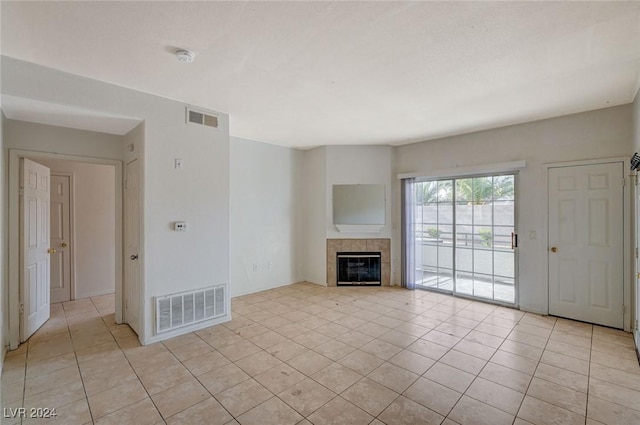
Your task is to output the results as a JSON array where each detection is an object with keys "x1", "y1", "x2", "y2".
[{"x1": 337, "y1": 252, "x2": 382, "y2": 286}]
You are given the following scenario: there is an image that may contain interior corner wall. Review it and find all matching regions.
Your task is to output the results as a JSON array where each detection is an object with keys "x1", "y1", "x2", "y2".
[
  {"x1": 303, "y1": 147, "x2": 327, "y2": 285},
  {"x1": 36, "y1": 159, "x2": 116, "y2": 299},
  {"x1": 394, "y1": 105, "x2": 633, "y2": 314},
  {"x1": 230, "y1": 137, "x2": 305, "y2": 297},
  {"x1": 301, "y1": 145, "x2": 395, "y2": 286}
]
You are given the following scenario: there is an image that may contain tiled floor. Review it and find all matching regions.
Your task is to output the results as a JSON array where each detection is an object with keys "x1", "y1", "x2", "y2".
[{"x1": 2, "y1": 283, "x2": 640, "y2": 425}]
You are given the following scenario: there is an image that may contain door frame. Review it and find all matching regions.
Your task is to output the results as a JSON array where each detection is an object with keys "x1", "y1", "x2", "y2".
[
  {"x1": 542, "y1": 157, "x2": 631, "y2": 331},
  {"x1": 412, "y1": 173, "x2": 520, "y2": 307},
  {"x1": 8, "y1": 149, "x2": 123, "y2": 349},
  {"x1": 49, "y1": 172, "x2": 75, "y2": 302}
]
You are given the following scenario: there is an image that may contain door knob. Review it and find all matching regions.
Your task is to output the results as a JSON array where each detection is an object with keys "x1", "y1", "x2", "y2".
[
  {"x1": 130, "y1": 254, "x2": 138, "y2": 261},
  {"x1": 550, "y1": 247, "x2": 558, "y2": 253},
  {"x1": 61, "y1": 242, "x2": 68, "y2": 248},
  {"x1": 47, "y1": 248, "x2": 56, "y2": 254}
]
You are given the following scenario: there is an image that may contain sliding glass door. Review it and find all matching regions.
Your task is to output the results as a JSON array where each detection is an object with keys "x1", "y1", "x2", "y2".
[{"x1": 408, "y1": 174, "x2": 516, "y2": 304}]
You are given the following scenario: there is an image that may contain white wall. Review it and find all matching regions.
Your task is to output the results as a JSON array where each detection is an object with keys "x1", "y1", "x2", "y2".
[
  {"x1": 230, "y1": 137, "x2": 304, "y2": 297},
  {"x1": 37, "y1": 158, "x2": 116, "y2": 299},
  {"x1": 1, "y1": 111, "x2": 6, "y2": 364},
  {"x1": 303, "y1": 147, "x2": 327, "y2": 285},
  {"x1": 3, "y1": 119, "x2": 123, "y2": 160},
  {"x1": 325, "y1": 146, "x2": 394, "y2": 239},
  {"x1": 2, "y1": 57, "x2": 230, "y2": 344},
  {"x1": 395, "y1": 105, "x2": 633, "y2": 314}
]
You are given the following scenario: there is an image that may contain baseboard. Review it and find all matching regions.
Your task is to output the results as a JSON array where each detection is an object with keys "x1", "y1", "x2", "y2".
[
  {"x1": 75, "y1": 288, "x2": 115, "y2": 299},
  {"x1": 142, "y1": 313, "x2": 231, "y2": 345},
  {"x1": 231, "y1": 280, "x2": 306, "y2": 298}
]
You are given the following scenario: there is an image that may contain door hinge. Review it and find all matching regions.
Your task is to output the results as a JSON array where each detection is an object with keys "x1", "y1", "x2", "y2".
[
  {"x1": 622, "y1": 178, "x2": 626, "y2": 187},
  {"x1": 124, "y1": 179, "x2": 128, "y2": 190},
  {"x1": 622, "y1": 304, "x2": 626, "y2": 314},
  {"x1": 636, "y1": 247, "x2": 638, "y2": 259},
  {"x1": 636, "y1": 320, "x2": 639, "y2": 331},
  {"x1": 19, "y1": 304, "x2": 24, "y2": 315}
]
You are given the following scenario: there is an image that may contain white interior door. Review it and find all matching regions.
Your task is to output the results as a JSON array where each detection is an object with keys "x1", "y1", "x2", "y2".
[
  {"x1": 50, "y1": 175, "x2": 71, "y2": 303},
  {"x1": 124, "y1": 159, "x2": 141, "y2": 335},
  {"x1": 20, "y1": 158, "x2": 51, "y2": 342},
  {"x1": 548, "y1": 162, "x2": 624, "y2": 328}
]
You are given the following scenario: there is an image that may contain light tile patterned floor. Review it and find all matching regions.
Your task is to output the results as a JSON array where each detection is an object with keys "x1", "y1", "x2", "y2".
[{"x1": 2, "y1": 283, "x2": 640, "y2": 425}]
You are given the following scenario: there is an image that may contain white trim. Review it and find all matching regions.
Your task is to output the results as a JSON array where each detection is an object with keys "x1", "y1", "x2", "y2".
[
  {"x1": 335, "y1": 224, "x2": 385, "y2": 233},
  {"x1": 398, "y1": 160, "x2": 526, "y2": 180},
  {"x1": 542, "y1": 156, "x2": 631, "y2": 331},
  {"x1": 8, "y1": 149, "x2": 124, "y2": 349}
]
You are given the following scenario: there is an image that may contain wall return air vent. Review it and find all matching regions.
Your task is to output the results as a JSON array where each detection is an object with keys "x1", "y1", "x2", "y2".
[
  {"x1": 155, "y1": 284, "x2": 226, "y2": 334},
  {"x1": 186, "y1": 107, "x2": 219, "y2": 128}
]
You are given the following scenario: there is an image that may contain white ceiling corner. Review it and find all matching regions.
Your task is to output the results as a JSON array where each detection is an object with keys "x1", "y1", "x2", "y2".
[{"x1": 1, "y1": 1, "x2": 639, "y2": 148}]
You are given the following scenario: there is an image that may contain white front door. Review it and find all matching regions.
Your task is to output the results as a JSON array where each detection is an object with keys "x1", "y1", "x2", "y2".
[
  {"x1": 124, "y1": 159, "x2": 141, "y2": 335},
  {"x1": 548, "y1": 161, "x2": 624, "y2": 328},
  {"x1": 20, "y1": 158, "x2": 51, "y2": 341},
  {"x1": 50, "y1": 175, "x2": 72, "y2": 303}
]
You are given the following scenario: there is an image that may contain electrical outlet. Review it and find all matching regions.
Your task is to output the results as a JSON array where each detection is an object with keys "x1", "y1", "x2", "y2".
[
  {"x1": 174, "y1": 222, "x2": 187, "y2": 231},
  {"x1": 252, "y1": 263, "x2": 258, "y2": 272},
  {"x1": 175, "y1": 158, "x2": 184, "y2": 169}
]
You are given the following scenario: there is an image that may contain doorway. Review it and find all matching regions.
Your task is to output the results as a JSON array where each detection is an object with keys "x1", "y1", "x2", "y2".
[
  {"x1": 8, "y1": 149, "x2": 124, "y2": 348},
  {"x1": 547, "y1": 160, "x2": 625, "y2": 329},
  {"x1": 38, "y1": 159, "x2": 117, "y2": 305},
  {"x1": 405, "y1": 173, "x2": 517, "y2": 305}
]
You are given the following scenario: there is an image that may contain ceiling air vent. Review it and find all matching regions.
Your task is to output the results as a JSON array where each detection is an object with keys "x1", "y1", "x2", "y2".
[{"x1": 186, "y1": 107, "x2": 218, "y2": 128}]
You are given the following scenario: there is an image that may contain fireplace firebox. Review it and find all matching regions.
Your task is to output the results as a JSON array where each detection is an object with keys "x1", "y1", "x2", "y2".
[{"x1": 337, "y1": 252, "x2": 382, "y2": 286}]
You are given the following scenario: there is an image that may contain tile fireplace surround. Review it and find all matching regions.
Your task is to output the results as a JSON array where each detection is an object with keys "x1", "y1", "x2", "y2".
[{"x1": 327, "y1": 239, "x2": 391, "y2": 287}]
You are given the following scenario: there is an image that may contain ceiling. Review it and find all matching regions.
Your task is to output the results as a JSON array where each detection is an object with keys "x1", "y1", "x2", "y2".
[{"x1": 1, "y1": 1, "x2": 639, "y2": 149}]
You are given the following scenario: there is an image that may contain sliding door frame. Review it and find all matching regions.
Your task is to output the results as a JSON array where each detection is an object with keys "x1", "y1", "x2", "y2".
[{"x1": 413, "y1": 171, "x2": 519, "y2": 307}]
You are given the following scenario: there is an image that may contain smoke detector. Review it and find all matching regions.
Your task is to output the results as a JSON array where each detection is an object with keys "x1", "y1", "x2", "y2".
[{"x1": 175, "y1": 49, "x2": 195, "y2": 63}]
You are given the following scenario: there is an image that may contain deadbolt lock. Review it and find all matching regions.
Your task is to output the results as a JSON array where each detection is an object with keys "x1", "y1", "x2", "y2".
[
  {"x1": 47, "y1": 248, "x2": 56, "y2": 254},
  {"x1": 61, "y1": 242, "x2": 68, "y2": 248},
  {"x1": 550, "y1": 246, "x2": 558, "y2": 253}
]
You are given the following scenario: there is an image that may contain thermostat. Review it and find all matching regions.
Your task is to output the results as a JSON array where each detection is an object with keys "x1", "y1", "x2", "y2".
[{"x1": 174, "y1": 222, "x2": 188, "y2": 232}]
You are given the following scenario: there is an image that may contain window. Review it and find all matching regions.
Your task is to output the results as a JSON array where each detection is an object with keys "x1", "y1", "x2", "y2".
[{"x1": 403, "y1": 174, "x2": 517, "y2": 304}]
